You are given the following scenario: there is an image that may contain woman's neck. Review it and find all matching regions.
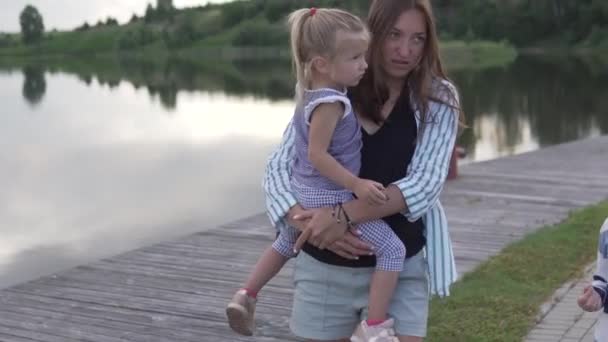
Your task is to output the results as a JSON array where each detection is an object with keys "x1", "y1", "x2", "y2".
[{"x1": 385, "y1": 76, "x2": 407, "y2": 100}]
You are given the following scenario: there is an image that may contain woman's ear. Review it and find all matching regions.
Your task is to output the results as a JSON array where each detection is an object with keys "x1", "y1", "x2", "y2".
[{"x1": 311, "y1": 56, "x2": 330, "y2": 75}]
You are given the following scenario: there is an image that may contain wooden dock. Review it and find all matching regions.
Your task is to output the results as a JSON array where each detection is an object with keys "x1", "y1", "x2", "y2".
[{"x1": 1, "y1": 136, "x2": 607, "y2": 342}]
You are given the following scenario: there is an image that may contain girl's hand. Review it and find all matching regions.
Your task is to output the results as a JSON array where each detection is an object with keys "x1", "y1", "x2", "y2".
[
  {"x1": 578, "y1": 285, "x2": 603, "y2": 312},
  {"x1": 353, "y1": 178, "x2": 388, "y2": 206},
  {"x1": 292, "y1": 207, "x2": 347, "y2": 252},
  {"x1": 326, "y1": 229, "x2": 374, "y2": 259}
]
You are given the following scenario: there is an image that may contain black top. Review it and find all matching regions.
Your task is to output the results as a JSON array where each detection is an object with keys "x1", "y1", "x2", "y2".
[{"x1": 302, "y1": 92, "x2": 426, "y2": 267}]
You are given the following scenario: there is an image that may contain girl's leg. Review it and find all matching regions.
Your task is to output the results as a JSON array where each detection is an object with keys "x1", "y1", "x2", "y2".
[
  {"x1": 358, "y1": 220, "x2": 406, "y2": 322},
  {"x1": 227, "y1": 228, "x2": 297, "y2": 336},
  {"x1": 397, "y1": 336, "x2": 423, "y2": 342},
  {"x1": 242, "y1": 246, "x2": 289, "y2": 294},
  {"x1": 368, "y1": 270, "x2": 400, "y2": 321},
  {"x1": 243, "y1": 225, "x2": 299, "y2": 295}
]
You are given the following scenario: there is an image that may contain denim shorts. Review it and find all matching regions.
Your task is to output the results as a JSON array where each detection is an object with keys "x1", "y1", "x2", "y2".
[{"x1": 290, "y1": 250, "x2": 429, "y2": 340}]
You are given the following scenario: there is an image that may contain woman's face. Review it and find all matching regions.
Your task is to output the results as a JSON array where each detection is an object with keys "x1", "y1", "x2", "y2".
[{"x1": 380, "y1": 9, "x2": 427, "y2": 81}]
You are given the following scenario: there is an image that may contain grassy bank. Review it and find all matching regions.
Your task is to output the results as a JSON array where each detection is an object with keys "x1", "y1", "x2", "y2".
[
  {"x1": 441, "y1": 40, "x2": 517, "y2": 70},
  {"x1": 0, "y1": 36, "x2": 517, "y2": 70},
  {"x1": 0, "y1": 3, "x2": 517, "y2": 70},
  {"x1": 427, "y1": 201, "x2": 608, "y2": 342}
]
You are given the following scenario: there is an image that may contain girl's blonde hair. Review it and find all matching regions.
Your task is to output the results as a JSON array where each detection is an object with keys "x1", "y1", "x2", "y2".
[{"x1": 287, "y1": 8, "x2": 369, "y2": 102}]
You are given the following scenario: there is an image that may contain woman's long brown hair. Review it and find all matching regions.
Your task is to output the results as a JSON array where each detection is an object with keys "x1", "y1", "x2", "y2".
[{"x1": 350, "y1": 0, "x2": 464, "y2": 131}]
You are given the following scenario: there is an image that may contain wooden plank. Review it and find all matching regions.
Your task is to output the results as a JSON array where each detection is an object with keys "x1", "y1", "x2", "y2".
[
  {"x1": 0, "y1": 331, "x2": 45, "y2": 342},
  {"x1": 0, "y1": 135, "x2": 606, "y2": 341}
]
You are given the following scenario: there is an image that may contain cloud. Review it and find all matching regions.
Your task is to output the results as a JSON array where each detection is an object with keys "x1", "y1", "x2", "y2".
[{"x1": 0, "y1": 0, "x2": 233, "y2": 32}]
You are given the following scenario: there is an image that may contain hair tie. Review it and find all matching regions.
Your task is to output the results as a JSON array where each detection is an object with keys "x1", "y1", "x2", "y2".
[{"x1": 310, "y1": 7, "x2": 317, "y2": 16}]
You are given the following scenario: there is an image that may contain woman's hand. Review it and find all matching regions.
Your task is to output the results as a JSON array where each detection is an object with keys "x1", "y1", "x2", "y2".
[
  {"x1": 578, "y1": 285, "x2": 603, "y2": 312},
  {"x1": 326, "y1": 229, "x2": 374, "y2": 259},
  {"x1": 286, "y1": 204, "x2": 310, "y2": 232},
  {"x1": 292, "y1": 206, "x2": 347, "y2": 252}
]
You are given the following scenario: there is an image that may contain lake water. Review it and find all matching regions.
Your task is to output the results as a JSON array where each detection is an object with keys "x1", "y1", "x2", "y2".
[{"x1": 1, "y1": 53, "x2": 606, "y2": 288}]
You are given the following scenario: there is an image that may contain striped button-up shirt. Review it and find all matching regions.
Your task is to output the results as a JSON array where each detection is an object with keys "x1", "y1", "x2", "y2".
[{"x1": 262, "y1": 79, "x2": 459, "y2": 297}]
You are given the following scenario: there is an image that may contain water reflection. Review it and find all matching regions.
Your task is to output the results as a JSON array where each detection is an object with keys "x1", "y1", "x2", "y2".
[
  {"x1": 452, "y1": 55, "x2": 608, "y2": 161},
  {"x1": 0, "y1": 53, "x2": 606, "y2": 288},
  {"x1": 4, "y1": 54, "x2": 606, "y2": 160},
  {"x1": 22, "y1": 65, "x2": 46, "y2": 106},
  {"x1": 9, "y1": 56, "x2": 294, "y2": 110},
  {"x1": 0, "y1": 70, "x2": 294, "y2": 288},
  {"x1": 0, "y1": 138, "x2": 282, "y2": 288}
]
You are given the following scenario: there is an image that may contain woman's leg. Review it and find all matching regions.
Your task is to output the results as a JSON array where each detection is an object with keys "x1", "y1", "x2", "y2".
[
  {"x1": 391, "y1": 251, "x2": 429, "y2": 339},
  {"x1": 290, "y1": 252, "x2": 360, "y2": 341}
]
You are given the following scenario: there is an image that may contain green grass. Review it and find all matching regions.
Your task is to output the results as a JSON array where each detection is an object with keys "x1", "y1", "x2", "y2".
[
  {"x1": 440, "y1": 40, "x2": 518, "y2": 70},
  {"x1": 0, "y1": 26, "x2": 128, "y2": 56},
  {"x1": 427, "y1": 201, "x2": 608, "y2": 342},
  {"x1": 0, "y1": 6, "x2": 517, "y2": 72}
]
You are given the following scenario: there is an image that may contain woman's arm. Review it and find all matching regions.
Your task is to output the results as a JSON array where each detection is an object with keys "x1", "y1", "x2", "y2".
[
  {"x1": 392, "y1": 81, "x2": 460, "y2": 222},
  {"x1": 342, "y1": 81, "x2": 459, "y2": 224},
  {"x1": 265, "y1": 116, "x2": 373, "y2": 256},
  {"x1": 295, "y1": 184, "x2": 404, "y2": 246},
  {"x1": 298, "y1": 81, "x2": 459, "y2": 245},
  {"x1": 262, "y1": 120, "x2": 299, "y2": 226}
]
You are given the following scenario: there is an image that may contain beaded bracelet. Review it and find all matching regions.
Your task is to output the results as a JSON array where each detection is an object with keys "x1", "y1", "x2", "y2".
[
  {"x1": 338, "y1": 203, "x2": 355, "y2": 229},
  {"x1": 331, "y1": 203, "x2": 342, "y2": 224}
]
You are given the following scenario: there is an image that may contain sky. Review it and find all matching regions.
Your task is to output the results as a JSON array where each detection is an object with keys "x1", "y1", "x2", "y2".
[{"x1": 0, "y1": 0, "x2": 235, "y2": 33}]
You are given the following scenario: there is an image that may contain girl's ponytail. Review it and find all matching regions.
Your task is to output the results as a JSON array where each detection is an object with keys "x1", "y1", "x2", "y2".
[{"x1": 287, "y1": 8, "x2": 313, "y2": 103}]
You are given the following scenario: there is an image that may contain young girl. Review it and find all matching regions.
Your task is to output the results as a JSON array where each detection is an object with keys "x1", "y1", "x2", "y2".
[
  {"x1": 578, "y1": 217, "x2": 608, "y2": 341},
  {"x1": 226, "y1": 8, "x2": 405, "y2": 341}
]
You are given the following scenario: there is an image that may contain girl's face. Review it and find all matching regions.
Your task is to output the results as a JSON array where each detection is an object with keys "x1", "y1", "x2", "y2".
[
  {"x1": 381, "y1": 9, "x2": 427, "y2": 81},
  {"x1": 316, "y1": 30, "x2": 369, "y2": 88}
]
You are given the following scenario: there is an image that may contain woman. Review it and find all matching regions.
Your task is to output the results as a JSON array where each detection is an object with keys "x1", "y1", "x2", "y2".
[{"x1": 263, "y1": 1, "x2": 463, "y2": 341}]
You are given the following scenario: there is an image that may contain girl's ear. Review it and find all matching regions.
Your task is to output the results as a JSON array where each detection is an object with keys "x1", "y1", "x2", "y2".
[{"x1": 311, "y1": 56, "x2": 330, "y2": 75}]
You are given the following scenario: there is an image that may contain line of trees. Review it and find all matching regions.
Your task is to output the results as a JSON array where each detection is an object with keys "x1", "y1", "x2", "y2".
[
  {"x1": 75, "y1": 17, "x2": 119, "y2": 32},
  {"x1": 10, "y1": 0, "x2": 608, "y2": 51},
  {"x1": 216, "y1": 0, "x2": 608, "y2": 47},
  {"x1": 435, "y1": 0, "x2": 608, "y2": 47},
  {"x1": 19, "y1": 5, "x2": 44, "y2": 44}
]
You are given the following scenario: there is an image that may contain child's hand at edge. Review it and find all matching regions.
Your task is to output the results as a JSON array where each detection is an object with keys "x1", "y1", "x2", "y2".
[{"x1": 578, "y1": 284, "x2": 603, "y2": 312}]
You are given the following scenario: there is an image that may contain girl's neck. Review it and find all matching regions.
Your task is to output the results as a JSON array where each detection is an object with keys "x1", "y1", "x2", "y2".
[{"x1": 309, "y1": 77, "x2": 344, "y2": 92}]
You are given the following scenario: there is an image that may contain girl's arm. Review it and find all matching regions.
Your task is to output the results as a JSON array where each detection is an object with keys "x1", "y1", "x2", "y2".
[
  {"x1": 297, "y1": 81, "x2": 459, "y2": 248},
  {"x1": 308, "y1": 102, "x2": 359, "y2": 191},
  {"x1": 308, "y1": 102, "x2": 386, "y2": 205},
  {"x1": 308, "y1": 102, "x2": 385, "y2": 204},
  {"x1": 343, "y1": 80, "x2": 459, "y2": 224}
]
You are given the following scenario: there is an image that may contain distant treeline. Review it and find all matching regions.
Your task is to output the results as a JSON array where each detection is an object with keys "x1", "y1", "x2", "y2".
[
  {"x1": 434, "y1": 0, "x2": 608, "y2": 48},
  {"x1": 0, "y1": 0, "x2": 606, "y2": 56}
]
